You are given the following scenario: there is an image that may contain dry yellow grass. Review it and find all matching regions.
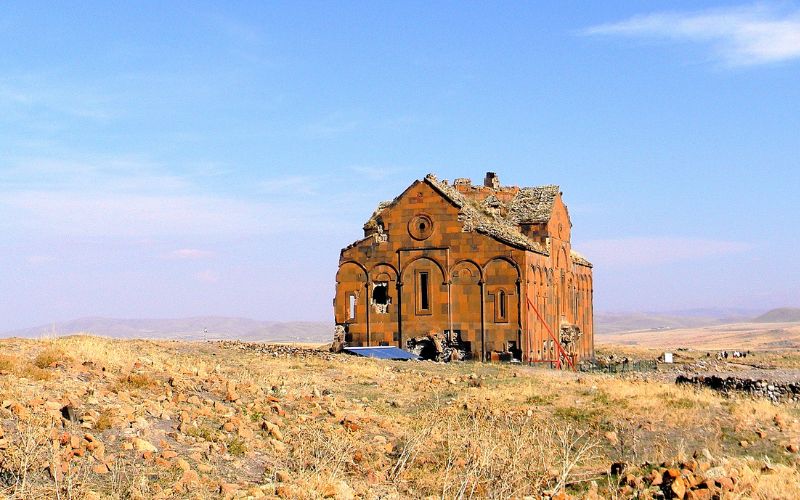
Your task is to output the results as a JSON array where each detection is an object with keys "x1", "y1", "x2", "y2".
[
  {"x1": 0, "y1": 335, "x2": 799, "y2": 498},
  {"x1": 32, "y1": 346, "x2": 71, "y2": 369},
  {"x1": 598, "y1": 321, "x2": 800, "y2": 351},
  {"x1": 0, "y1": 354, "x2": 16, "y2": 372}
]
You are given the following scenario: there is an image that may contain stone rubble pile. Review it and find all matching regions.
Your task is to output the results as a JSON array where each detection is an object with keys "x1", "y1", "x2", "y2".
[
  {"x1": 676, "y1": 374, "x2": 800, "y2": 402},
  {"x1": 602, "y1": 458, "x2": 742, "y2": 500},
  {"x1": 215, "y1": 340, "x2": 338, "y2": 361}
]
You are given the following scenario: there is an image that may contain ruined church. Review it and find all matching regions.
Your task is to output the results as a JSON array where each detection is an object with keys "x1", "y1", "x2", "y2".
[{"x1": 334, "y1": 172, "x2": 593, "y2": 365}]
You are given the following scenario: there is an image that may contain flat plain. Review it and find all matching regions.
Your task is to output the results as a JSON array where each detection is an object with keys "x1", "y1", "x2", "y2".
[{"x1": 597, "y1": 322, "x2": 800, "y2": 350}]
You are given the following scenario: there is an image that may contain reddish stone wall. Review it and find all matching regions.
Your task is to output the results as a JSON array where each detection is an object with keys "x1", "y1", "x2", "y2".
[{"x1": 335, "y1": 178, "x2": 593, "y2": 364}]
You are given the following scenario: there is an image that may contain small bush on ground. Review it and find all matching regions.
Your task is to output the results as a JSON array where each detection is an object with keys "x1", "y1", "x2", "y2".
[{"x1": 32, "y1": 347, "x2": 70, "y2": 369}]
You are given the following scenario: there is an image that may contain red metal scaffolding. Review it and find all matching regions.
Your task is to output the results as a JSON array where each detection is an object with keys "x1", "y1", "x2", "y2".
[{"x1": 525, "y1": 296, "x2": 575, "y2": 370}]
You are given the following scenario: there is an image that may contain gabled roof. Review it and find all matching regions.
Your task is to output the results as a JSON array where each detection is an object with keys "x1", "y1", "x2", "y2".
[
  {"x1": 423, "y1": 174, "x2": 547, "y2": 253},
  {"x1": 359, "y1": 173, "x2": 591, "y2": 266}
]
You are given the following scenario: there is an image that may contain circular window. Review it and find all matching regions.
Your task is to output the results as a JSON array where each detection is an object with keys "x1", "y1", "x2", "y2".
[{"x1": 408, "y1": 214, "x2": 434, "y2": 240}]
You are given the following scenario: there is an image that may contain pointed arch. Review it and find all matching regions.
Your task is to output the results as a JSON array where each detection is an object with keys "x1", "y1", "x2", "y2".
[{"x1": 556, "y1": 246, "x2": 568, "y2": 269}]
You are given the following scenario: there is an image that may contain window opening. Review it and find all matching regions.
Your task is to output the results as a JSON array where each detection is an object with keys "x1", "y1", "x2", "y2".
[
  {"x1": 371, "y1": 282, "x2": 391, "y2": 313},
  {"x1": 419, "y1": 272, "x2": 430, "y2": 311},
  {"x1": 348, "y1": 294, "x2": 357, "y2": 321},
  {"x1": 373, "y1": 283, "x2": 389, "y2": 305},
  {"x1": 494, "y1": 289, "x2": 509, "y2": 322}
]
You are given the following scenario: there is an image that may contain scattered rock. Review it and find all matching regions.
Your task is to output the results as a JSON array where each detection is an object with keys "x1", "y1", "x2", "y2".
[
  {"x1": 321, "y1": 480, "x2": 355, "y2": 499},
  {"x1": 133, "y1": 438, "x2": 158, "y2": 453},
  {"x1": 610, "y1": 462, "x2": 626, "y2": 476},
  {"x1": 225, "y1": 381, "x2": 239, "y2": 402},
  {"x1": 669, "y1": 476, "x2": 686, "y2": 499},
  {"x1": 92, "y1": 463, "x2": 110, "y2": 474}
]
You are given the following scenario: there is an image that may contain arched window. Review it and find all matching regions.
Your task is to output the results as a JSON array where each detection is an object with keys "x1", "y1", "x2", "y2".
[{"x1": 494, "y1": 289, "x2": 509, "y2": 323}]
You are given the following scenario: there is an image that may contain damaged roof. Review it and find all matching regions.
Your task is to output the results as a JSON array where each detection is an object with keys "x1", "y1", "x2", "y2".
[
  {"x1": 570, "y1": 249, "x2": 591, "y2": 267},
  {"x1": 423, "y1": 174, "x2": 547, "y2": 253},
  {"x1": 507, "y1": 185, "x2": 560, "y2": 224},
  {"x1": 360, "y1": 173, "x2": 591, "y2": 266}
]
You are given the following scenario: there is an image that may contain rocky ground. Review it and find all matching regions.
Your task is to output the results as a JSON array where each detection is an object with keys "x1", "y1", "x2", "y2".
[{"x1": 2, "y1": 336, "x2": 800, "y2": 499}]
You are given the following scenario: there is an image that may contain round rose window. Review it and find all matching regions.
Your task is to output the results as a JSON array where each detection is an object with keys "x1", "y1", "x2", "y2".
[{"x1": 408, "y1": 214, "x2": 434, "y2": 240}]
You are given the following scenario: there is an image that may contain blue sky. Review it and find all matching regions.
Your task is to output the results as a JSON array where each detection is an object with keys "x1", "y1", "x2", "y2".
[{"x1": 1, "y1": 1, "x2": 799, "y2": 330}]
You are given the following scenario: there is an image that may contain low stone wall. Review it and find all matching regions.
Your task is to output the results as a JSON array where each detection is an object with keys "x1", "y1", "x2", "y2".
[{"x1": 676, "y1": 374, "x2": 800, "y2": 402}]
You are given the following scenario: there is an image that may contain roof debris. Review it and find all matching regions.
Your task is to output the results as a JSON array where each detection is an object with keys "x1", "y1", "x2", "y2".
[{"x1": 359, "y1": 173, "x2": 591, "y2": 266}]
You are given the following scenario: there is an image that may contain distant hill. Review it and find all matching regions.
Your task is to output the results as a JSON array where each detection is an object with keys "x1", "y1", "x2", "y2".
[
  {"x1": 1, "y1": 316, "x2": 332, "y2": 343},
  {"x1": 595, "y1": 308, "x2": 761, "y2": 334},
  {"x1": 753, "y1": 308, "x2": 800, "y2": 323},
  {"x1": 595, "y1": 312, "x2": 723, "y2": 334}
]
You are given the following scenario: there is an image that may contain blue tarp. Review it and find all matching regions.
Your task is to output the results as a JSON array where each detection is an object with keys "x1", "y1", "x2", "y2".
[{"x1": 343, "y1": 346, "x2": 419, "y2": 360}]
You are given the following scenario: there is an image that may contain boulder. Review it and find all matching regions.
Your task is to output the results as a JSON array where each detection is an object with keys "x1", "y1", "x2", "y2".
[
  {"x1": 321, "y1": 480, "x2": 355, "y2": 500},
  {"x1": 225, "y1": 381, "x2": 239, "y2": 402},
  {"x1": 669, "y1": 477, "x2": 686, "y2": 499},
  {"x1": 133, "y1": 438, "x2": 158, "y2": 453}
]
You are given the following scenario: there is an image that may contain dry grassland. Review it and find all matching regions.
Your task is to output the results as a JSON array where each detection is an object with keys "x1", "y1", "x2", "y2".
[
  {"x1": 1, "y1": 336, "x2": 799, "y2": 499},
  {"x1": 598, "y1": 322, "x2": 800, "y2": 351}
]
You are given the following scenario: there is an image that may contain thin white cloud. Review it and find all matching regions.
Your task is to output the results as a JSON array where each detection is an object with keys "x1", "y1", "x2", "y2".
[
  {"x1": 1, "y1": 156, "x2": 190, "y2": 192},
  {"x1": 259, "y1": 175, "x2": 323, "y2": 195},
  {"x1": 25, "y1": 255, "x2": 56, "y2": 265},
  {"x1": 0, "y1": 78, "x2": 117, "y2": 120},
  {"x1": 580, "y1": 237, "x2": 751, "y2": 267},
  {"x1": 307, "y1": 112, "x2": 361, "y2": 137},
  {"x1": 584, "y1": 4, "x2": 800, "y2": 66},
  {"x1": 348, "y1": 165, "x2": 407, "y2": 181},
  {"x1": 194, "y1": 270, "x2": 219, "y2": 283},
  {"x1": 168, "y1": 249, "x2": 215, "y2": 260},
  {"x1": 0, "y1": 190, "x2": 320, "y2": 238},
  {"x1": 0, "y1": 157, "x2": 344, "y2": 238}
]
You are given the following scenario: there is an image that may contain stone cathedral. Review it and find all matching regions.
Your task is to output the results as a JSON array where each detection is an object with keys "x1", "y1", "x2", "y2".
[{"x1": 334, "y1": 172, "x2": 593, "y2": 365}]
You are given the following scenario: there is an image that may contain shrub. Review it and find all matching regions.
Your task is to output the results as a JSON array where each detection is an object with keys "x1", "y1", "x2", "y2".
[
  {"x1": 33, "y1": 348, "x2": 69, "y2": 369},
  {"x1": 117, "y1": 373, "x2": 158, "y2": 390},
  {"x1": 227, "y1": 437, "x2": 247, "y2": 456},
  {"x1": 554, "y1": 406, "x2": 598, "y2": 423},
  {"x1": 19, "y1": 364, "x2": 52, "y2": 381},
  {"x1": 666, "y1": 397, "x2": 695, "y2": 409},
  {"x1": 94, "y1": 409, "x2": 115, "y2": 431},
  {"x1": 187, "y1": 425, "x2": 220, "y2": 443},
  {"x1": 0, "y1": 355, "x2": 16, "y2": 372}
]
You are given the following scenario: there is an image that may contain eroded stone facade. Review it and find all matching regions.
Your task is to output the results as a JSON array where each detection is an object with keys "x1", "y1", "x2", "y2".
[{"x1": 334, "y1": 173, "x2": 593, "y2": 364}]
